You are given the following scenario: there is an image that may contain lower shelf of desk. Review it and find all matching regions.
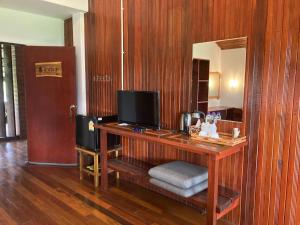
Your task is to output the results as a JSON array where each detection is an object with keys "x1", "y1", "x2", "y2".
[{"x1": 108, "y1": 157, "x2": 240, "y2": 218}]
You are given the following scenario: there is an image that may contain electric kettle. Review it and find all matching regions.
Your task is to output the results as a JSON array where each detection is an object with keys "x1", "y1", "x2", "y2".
[{"x1": 179, "y1": 113, "x2": 192, "y2": 133}]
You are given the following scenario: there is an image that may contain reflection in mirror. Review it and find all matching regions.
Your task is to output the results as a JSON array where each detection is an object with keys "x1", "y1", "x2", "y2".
[
  {"x1": 192, "y1": 37, "x2": 247, "y2": 122},
  {"x1": 209, "y1": 72, "x2": 220, "y2": 99}
]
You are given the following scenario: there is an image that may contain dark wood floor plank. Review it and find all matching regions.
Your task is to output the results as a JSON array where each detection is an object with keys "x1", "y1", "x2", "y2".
[
  {"x1": 0, "y1": 181, "x2": 57, "y2": 225},
  {"x1": 28, "y1": 168, "x2": 144, "y2": 225},
  {"x1": 46, "y1": 171, "x2": 147, "y2": 225},
  {"x1": 20, "y1": 170, "x2": 121, "y2": 225},
  {"x1": 112, "y1": 179, "x2": 206, "y2": 225},
  {"x1": 0, "y1": 207, "x2": 18, "y2": 225},
  {"x1": 0, "y1": 140, "x2": 230, "y2": 225}
]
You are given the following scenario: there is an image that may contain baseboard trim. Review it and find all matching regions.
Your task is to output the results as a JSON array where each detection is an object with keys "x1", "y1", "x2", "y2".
[{"x1": 27, "y1": 161, "x2": 78, "y2": 167}]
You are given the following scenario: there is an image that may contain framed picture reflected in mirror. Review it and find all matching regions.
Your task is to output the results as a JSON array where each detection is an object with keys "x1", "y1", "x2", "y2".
[{"x1": 208, "y1": 72, "x2": 220, "y2": 99}]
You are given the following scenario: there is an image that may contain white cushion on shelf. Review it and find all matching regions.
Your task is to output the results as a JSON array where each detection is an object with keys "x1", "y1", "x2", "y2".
[
  {"x1": 149, "y1": 178, "x2": 208, "y2": 198},
  {"x1": 148, "y1": 160, "x2": 208, "y2": 189}
]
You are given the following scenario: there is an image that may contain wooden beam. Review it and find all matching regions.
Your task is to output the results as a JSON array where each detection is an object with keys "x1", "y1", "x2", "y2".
[{"x1": 216, "y1": 37, "x2": 247, "y2": 50}]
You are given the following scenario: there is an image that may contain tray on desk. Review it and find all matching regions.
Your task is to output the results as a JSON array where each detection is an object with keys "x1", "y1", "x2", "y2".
[{"x1": 190, "y1": 128, "x2": 246, "y2": 146}]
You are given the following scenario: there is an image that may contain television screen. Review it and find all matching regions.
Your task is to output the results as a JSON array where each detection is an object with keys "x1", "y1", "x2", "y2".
[{"x1": 117, "y1": 90, "x2": 160, "y2": 129}]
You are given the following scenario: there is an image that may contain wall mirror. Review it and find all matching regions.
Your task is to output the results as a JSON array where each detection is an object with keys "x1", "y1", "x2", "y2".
[{"x1": 191, "y1": 37, "x2": 247, "y2": 122}]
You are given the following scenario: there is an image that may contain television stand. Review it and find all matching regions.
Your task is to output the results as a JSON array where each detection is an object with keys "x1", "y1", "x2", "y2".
[{"x1": 95, "y1": 122, "x2": 247, "y2": 225}]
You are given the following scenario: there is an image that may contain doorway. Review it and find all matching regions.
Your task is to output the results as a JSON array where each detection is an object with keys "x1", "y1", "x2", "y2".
[{"x1": 0, "y1": 43, "x2": 26, "y2": 140}]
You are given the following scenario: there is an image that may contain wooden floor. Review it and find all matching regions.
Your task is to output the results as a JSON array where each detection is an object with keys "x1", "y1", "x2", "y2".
[{"x1": 0, "y1": 140, "x2": 230, "y2": 225}]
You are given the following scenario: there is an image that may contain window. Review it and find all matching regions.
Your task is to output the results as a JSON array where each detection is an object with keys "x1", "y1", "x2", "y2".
[{"x1": 0, "y1": 43, "x2": 20, "y2": 138}]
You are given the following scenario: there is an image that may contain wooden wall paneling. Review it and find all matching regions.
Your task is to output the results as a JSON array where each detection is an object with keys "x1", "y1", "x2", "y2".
[
  {"x1": 257, "y1": 0, "x2": 300, "y2": 225},
  {"x1": 280, "y1": 24, "x2": 300, "y2": 225},
  {"x1": 277, "y1": 5, "x2": 300, "y2": 225},
  {"x1": 286, "y1": 7, "x2": 300, "y2": 225},
  {"x1": 192, "y1": 1, "x2": 255, "y2": 223},
  {"x1": 122, "y1": 1, "x2": 250, "y2": 224},
  {"x1": 202, "y1": 0, "x2": 215, "y2": 42},
  {"x1": 190, "y1": 0, "x2": 202, "y2": 42},
  {"x1": 85, "y1": 0, "x2": 300, "y2": 224},
  {"x1": 224, "y1": 0, "x2": 231, "y2": 38},
  {"x1": 238, "y1": 0, "x2": 266, "y2": 224},
  {"x1": 293, "y1": 23, "x2": 300, "y2": 225},
  {"x1": 123, "y1": 0, "x2": 143, "y2": 168},
  {"x1": 122, "y1": 0, "x2": 129, "y2": 90},
  {"x1": 64, "y1": 18, "x2": 73, "y2": 47},
  {"x1": 84, "y1": 11, "x2": 91, "y2": 114},
  {"x1": 170, "y1": 0, "x2": 180, "y2": 128},
  {"x1": 118, "y1": 1, "x2": 247, "y2": 224},
  {"x1": 85, "y1": 0, "x2": 121, "y2": 116},
  {"x1": 124, "y1": 0, "x2": 163, "y2": 169},
  {"x1": 153, "y1": 0, "x2": 174, "y2": 167},
  {"x1": 255, "y1": 1, "x2": 284, "y2": 224},
  {"x1": 85, "y1": 2, "x2": 96, "y2": 115},
  {"x1": 244, "y1": 0, "x2": 300, "y2": 225}
]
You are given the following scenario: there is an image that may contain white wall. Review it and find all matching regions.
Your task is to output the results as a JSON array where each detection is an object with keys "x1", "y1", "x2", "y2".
[
  {"x1": 193, "y1": 42, "x2": 221, "y2": 72},
  {"x1": 220, "y1": 48, "x2": 246, "y2": 108},
  {"x1": 0, "y1": 6, "x2": 87, "y2": 114},
  {"x1": 43, "y1": 0, "x2": 88, "y2": 11},
  {"x1": 0, "y1": 7, "x2": 64, "y2": 46},
  {"x1": 72, "y1": 13, "x2": 87, "y2": 115}
]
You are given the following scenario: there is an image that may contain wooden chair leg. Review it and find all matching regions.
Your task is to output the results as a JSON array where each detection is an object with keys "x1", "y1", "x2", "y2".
[
  {"x1": 94, "y1": 154, "x2": 99, "y2": 187},
  {"x1": 79, "y1": 151, "x2": 83, "y2": 180},
  {"x1": 115, "y1": 147, "x2": 120, "y2": 180},
  {"x1": 100, "y1": 131, "x2": 108, "y2": 190}
]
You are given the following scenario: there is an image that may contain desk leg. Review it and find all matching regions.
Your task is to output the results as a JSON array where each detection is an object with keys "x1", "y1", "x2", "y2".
[
  {"x1": 100, "y1": 130, "x2": 108, "y2": 190},
  {"x1": 207, "y1": 156, "x2": 219, "y2": 225}
]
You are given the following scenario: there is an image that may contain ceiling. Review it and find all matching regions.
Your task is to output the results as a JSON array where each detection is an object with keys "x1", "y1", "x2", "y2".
[
  {"x1": 0, "y1": 0, "x2": 88, "y2": 19},
  {"x1": 216, "y1": 37, "x2": 247, "y2": 50}
]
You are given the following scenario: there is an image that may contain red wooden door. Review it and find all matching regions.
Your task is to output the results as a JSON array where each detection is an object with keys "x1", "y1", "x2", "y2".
[{"x1": 24, "y1": 46, "x2": 77, "y2": 164}]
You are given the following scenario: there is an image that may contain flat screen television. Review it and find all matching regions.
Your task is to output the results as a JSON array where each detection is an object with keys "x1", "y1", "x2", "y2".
[{"x1": 117, "y1": 90, "x2": 160, "y2": 129}]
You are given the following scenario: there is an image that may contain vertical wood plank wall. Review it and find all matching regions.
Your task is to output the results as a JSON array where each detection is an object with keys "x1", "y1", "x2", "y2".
[
  {"x1": 122, "y1": 1, "x2": 249, "y2": 224},
  {"x1": 64, "y1": 18, "x2": 73, "y2": 47},
  {"x1": 80, "y1": 0, "x2": 300, "y2": 224},
  {"x1": 85, "y1": 0, "x2": 122, "y2": 116},
  {"x1": 250, "y1": 1, "x2": 300, "y2": 225}
]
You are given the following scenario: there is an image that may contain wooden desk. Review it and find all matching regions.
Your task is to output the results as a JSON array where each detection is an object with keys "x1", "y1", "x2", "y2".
[{"x1": 96, "y1": 123, "x2": 247, "y2": 225}]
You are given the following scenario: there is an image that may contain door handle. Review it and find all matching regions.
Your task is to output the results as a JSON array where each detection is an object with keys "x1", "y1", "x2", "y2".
[{"x1": 69, "y1": 104, "x2": 77, "y2": 118}]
